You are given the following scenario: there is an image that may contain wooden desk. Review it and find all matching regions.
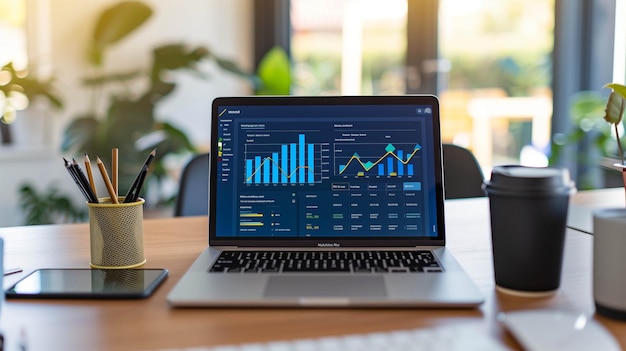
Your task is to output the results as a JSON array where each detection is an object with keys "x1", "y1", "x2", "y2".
[
  {"x1": 567, "y1": 187, "x2": 625, "y2": 234},
  {"x1": 0, "y1": 191, "x2": 623, "y2": 350}
]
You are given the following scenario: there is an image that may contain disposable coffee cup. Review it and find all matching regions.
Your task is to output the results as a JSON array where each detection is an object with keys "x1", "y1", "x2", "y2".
[{"x1": 483, "y1": 165, "x2": 576, "y2": 296}]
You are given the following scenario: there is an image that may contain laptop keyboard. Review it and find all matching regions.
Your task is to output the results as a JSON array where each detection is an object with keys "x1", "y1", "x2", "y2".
[{"x1": 209, "y1": 250, "x2": 441, "y2": 273}]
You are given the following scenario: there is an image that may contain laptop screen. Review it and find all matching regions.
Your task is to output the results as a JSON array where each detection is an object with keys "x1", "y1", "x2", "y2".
[{"x1": 210, "y1": 96, "x2": 445, "y2": 246}]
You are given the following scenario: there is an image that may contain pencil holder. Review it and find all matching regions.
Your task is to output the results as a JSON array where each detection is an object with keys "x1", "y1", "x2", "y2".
[{"x1": 87, "y1": 197, "x2": 146, "y2": 269}]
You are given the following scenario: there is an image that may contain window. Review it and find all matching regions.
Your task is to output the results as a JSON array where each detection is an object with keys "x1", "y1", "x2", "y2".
[
  {"x1": 256, "y1": 0, "x2": 620, "y2": 180},
  {"x1": 291, "y1": 0, "x2": 407, "y2": 95},
  {"x1": 438, "y1": 0, "x2": 554, "y2": 171}
]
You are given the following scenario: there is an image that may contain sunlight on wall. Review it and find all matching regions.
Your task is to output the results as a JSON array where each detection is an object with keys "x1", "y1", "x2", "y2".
[{"x1": 0, "y1": 0, "x2": 27, "y2": 67}]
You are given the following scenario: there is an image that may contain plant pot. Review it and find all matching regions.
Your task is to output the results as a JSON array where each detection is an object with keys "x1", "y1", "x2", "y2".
[{"x1": 613, "y1": 163, "x2": 626, "y2": 203}]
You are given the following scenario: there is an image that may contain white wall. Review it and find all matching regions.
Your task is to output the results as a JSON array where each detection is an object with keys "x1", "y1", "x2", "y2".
[{"x1": 0, "y1": 0, "x2": 252, "y2": 227}]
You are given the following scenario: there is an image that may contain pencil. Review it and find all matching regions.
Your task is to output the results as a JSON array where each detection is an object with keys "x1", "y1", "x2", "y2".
[
  {"x1": 84, "y1": 153, "x2": 98, "y2": 199},
  {"x1": 96, "y1": 157, "x2": 119, "y2": 204},
  {"x1": 112, "y1": 148, "x2": 118, "y2": 195}
]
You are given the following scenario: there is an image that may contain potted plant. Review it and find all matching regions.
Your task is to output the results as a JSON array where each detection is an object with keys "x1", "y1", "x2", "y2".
[
  {"x1": 18, "y1": 183, "x2": 87, "y2": 225},
  {"x1": 602, "y1": 83, "x2": 626, "y2": 187},
  {"x1": 549, "y1": 86, "x2": 626, "y2": 189},
  {"x1": 61, "y1": 1, "x2": 250, "y2": 205}
]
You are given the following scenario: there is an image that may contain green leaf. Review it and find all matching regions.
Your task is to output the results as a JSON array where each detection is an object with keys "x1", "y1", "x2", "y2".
[
  {"x1": 569, "y1": 91, "x2": 605, "y2": 123},
  {"x1": 104, "y1": 96, "x2": 155, "y2": 142},
  {"x1": 215, "y1": 56, "x2": 254, "y2": 79},
  {"x1": 605, "y1": 83, "x2": 626, "y2": 100},
  {"x1": 256, "y1": 46, "x2": 291, "y2": 95},
  {"x1": 0, "y1": 62, "x2": 64, "y2": 110},
  {"x1": 604, "y1": 91, "x2": 625, "y2": 125},
  {"x1": 61, "y1": 115, "x2": 99, "y2": 153},
  {"x1": 152, "y1": 44, "x2": 207, "y2": 74},
  {"x1": 158, "y1": 122, "x2": 197, "y2": 153},
  {"x1": 87, "y1": 1, "x2": 152, "y2": 66},
  {"x1": 82, "y1": 69, "x2": 143, "y2": 87},
  {"x1": 93, "y1": 1, "x2": 153, "y2": 46},
  {"x1": 19, "y1": 183, "x2": 87, "y2": 225}
]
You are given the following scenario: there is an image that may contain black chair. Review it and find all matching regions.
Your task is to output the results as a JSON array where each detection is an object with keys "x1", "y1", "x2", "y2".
[
  {"x1": 174, "y1": 153, "x2": 209, "y2": 217},
  {"x1": 442, "y1": 143, "x2": 486, "y2": 199}
]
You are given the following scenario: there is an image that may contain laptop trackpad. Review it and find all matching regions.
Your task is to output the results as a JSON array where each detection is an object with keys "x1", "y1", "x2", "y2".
[{"x1": 264, "y1": 276, "x2": 387, "y2": 297}]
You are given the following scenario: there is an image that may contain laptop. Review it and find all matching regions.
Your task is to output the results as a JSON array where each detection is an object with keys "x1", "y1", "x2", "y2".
[{"x1": 167, "y1": 95, "x2": 484, "y2": 308}]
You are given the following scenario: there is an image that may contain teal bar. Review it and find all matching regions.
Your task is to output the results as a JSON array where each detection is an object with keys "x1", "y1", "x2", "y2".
[
  {"x1": 299, "y1": 134, "x2": 305, "y2": 183},
  {"x1": 307, "y1": 143, "x2": 314, "y2": 183},
  {"x1": 290, "y1": 143, "x2": 296, "y2": 183},
  {"x1": 281, "y1": 144, "x2": 288, "y2": 183},
  {"x1": 254, "y1": 156, "x2": 261, "y2": 183},
  {"x1": 263, "y1": 157, "x2": 270, "y2": 183},
  {"x1": 272, "y1": 152, "x2": 279, "y2": 183},
  {"x1": 246, "y1": 159, "x2": 252, "y2": 183}
]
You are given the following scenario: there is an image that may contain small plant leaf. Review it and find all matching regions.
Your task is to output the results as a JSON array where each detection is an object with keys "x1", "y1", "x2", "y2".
[
  {"x1": 604, "y1": 91, "x2": 625, "y2": 125},
  {"x1": 605, "y1": 83, "x2": 626, "y2": 100}
]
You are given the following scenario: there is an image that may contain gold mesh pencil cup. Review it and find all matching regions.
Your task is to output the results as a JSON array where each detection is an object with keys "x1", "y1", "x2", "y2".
[{"x1": 87, "y1": 197, "x2": 146, "y2": 269}]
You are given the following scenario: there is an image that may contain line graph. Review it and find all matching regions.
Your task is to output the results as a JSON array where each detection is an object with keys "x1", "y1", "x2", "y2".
[{"x1": 335, "y1": 143, "x2": 421, "y2": 176}]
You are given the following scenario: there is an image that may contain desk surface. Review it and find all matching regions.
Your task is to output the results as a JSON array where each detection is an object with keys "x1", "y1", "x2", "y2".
[
  {"x1": 567, "y1": 187, "x2": 625, "y2": 234},
  {"x1": 1, "y1": 189, "x2": 624, "y2": 350}
]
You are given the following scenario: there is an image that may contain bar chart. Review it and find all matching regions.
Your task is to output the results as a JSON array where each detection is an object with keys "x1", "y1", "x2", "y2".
[
  {"x1": 336, "y1": 143, "x2": 421, "y2": 177},
  {"x1": 244, "y1": 133, "x2": 321, "y2": 184}
]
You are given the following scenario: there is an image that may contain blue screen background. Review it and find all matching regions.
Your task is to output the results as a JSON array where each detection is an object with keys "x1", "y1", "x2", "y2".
[{"x1": 214, "y1": 104, "x2": 439, "y2": 239}]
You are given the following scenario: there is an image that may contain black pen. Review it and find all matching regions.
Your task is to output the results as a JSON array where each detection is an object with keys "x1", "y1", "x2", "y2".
[
  {"x1": 123, "y1": 149, "x2": 156, "y2": 203},
  {"x1": 64, "y1": 158, "x2": 96, "y2": 203},
  {"x1": 72, "y1": 158, "x2": 99, "y2": 203},
  {"x1": 126, "y1": 166, "x2": 148, "y2": 203}
]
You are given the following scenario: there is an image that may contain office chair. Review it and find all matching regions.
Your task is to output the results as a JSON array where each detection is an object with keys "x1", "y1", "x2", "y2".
[
  {"x1": 174, "y1": 153, "x2": 209, "y2": 217},
  {"x1": 442, "y1": 143, "x2": 485, "y2": 199}
]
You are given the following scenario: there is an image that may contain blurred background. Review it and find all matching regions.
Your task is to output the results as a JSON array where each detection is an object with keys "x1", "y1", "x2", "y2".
[{"x1": 0, "y1": 0, "x2": 624, "y2": 226}]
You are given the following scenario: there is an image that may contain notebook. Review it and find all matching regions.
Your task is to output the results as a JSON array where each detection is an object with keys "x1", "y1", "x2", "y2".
[{"x1": 167, "y1": 95, "x2": 484, "y2": 308}]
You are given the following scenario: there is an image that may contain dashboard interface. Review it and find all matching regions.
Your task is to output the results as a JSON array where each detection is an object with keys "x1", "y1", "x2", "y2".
[{"x1": 213, "y1": 102, "x2": 441, "y2": 239}]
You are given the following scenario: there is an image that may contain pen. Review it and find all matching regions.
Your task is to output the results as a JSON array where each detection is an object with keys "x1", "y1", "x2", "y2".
[
  {"x1": 125, "y1": 165, "x2": 147, "y2": 203},
  {"x1": 84, "y1": 153, "x2": 98, "y2": 199},
  {"x1": 123, "y1": 148, "x2": 156, "y2": 203},
  {"x1": 72, "y1": 158, "x2": 99, "y2": 203},
  {"x1": 63, "y1": 157, "x2": 97, "y2": 203},
  {"x1": 96, "y1": 157, "x2": 119, "y2": 204}
]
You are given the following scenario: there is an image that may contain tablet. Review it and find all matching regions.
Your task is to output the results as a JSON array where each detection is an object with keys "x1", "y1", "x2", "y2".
[{"x1": 6, "y1": 268, "x2": 168, "y2": 299}]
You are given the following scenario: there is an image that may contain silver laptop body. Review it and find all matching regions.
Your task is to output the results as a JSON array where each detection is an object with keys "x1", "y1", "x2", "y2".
[{"x1": 167, "y1": 95, "x2": 484, "y2": 308}]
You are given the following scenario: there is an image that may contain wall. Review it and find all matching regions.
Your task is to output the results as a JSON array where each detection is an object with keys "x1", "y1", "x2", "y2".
[{"x1": 0, "y1": 0, "x2": 252, "y2": 227}]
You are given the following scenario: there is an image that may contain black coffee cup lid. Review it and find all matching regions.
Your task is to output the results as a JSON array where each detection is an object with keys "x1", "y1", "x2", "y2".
[{"x1": 483, "y1": 165, "x2": 576, "y2": 196}]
